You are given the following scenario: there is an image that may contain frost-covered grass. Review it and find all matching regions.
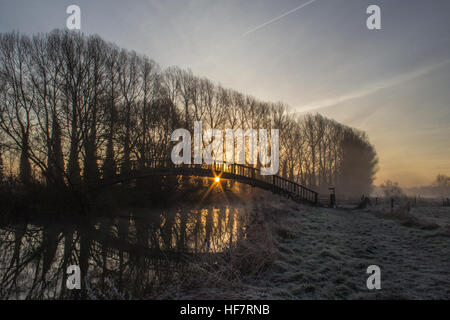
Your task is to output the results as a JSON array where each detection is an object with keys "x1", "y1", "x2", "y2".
[
  {"x1": 409, "y1": 207, "x2": 450, "y2": 228},
  {"x1": 171, "y1": 192, "x2": 450, "y2": 299}
]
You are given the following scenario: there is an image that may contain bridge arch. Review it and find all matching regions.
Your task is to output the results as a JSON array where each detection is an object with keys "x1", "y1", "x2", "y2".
[{"x1": 101, "y1": 159, "x2": 318, "y2": 205}]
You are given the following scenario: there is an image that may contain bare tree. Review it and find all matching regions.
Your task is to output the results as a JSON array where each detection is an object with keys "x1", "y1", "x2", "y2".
[
  {"x1": 117, "y1": 50, "x2": 140, "y2": 175},
  {"x1": 0, "y1": 33, "x2": 34, "y2": 185},
  {"x1": 102, "y1": 44, "x2": 120, "y2": 180}
]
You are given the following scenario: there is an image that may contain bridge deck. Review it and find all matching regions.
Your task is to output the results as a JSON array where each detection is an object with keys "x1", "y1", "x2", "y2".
[{"x1": 105, "y1": 159, "x2": 319, "y2": 205}]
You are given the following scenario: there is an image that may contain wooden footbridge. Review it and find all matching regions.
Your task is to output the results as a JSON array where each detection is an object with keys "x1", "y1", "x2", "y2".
[{"x1": 104, "y1": 159, "x2": 319, "y2": 205}]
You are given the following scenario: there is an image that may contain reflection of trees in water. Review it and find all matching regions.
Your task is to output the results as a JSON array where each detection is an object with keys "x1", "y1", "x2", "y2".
[{"x1": 0, "y1": 205, "x2": 247, "y2": 299}]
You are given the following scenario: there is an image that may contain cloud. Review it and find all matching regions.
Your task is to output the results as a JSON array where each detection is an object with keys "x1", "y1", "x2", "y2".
[{"x1": 296, "y1": 59, "x2": 450, "y2": 112}]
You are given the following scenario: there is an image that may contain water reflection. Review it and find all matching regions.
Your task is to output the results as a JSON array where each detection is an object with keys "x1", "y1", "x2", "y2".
[{"x1": 0, "y1": 205, "x2": 249, "y2": 299}]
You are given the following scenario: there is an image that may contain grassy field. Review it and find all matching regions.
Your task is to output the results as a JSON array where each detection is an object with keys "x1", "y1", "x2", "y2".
[{"x1": 175, "y1": 192, "x2": 450, "y2": 299}]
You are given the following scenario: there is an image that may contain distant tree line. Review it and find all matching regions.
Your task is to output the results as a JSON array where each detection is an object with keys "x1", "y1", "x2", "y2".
[
  {"x1": 0, "y1": 30, "x2": 378, "y2": 196},
  {"x1": 402, "y1": 174, "x2": 450, "y2": 199}
]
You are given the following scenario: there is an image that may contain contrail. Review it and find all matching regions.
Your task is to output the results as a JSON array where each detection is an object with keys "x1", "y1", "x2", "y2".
[{"x1": 243, "y1": 0, "x2": 318, "y2": 37}]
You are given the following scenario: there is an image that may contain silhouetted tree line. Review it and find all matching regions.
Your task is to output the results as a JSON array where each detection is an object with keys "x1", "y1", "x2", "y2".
[{"x1": 0, "y1": 30, "x2": 377, "y2": 196}]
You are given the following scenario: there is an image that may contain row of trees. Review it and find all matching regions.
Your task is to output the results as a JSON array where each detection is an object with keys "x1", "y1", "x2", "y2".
[{"x1": 0, "y1": 30, "x2": 378, "y2": 196}]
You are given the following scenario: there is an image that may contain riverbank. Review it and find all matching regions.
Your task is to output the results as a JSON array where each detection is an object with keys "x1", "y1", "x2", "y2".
[{"x1": 0, "y1": 178, "x2": 238, "y2": 219}]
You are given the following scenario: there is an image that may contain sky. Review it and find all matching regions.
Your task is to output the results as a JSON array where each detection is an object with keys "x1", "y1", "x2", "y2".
[{"x1": 0, "y1": 0, "x2": 449, "y2": 187}]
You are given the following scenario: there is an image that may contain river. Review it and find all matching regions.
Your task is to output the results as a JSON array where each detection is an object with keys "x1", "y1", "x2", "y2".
[{"x1": 0, "y1": 204, "x2": 250, "y2": 299}]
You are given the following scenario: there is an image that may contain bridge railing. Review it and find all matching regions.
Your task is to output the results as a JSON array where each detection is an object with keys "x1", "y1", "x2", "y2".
[{"x1": 126, "y1": 159, "x2": 318, "y2": 204}]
